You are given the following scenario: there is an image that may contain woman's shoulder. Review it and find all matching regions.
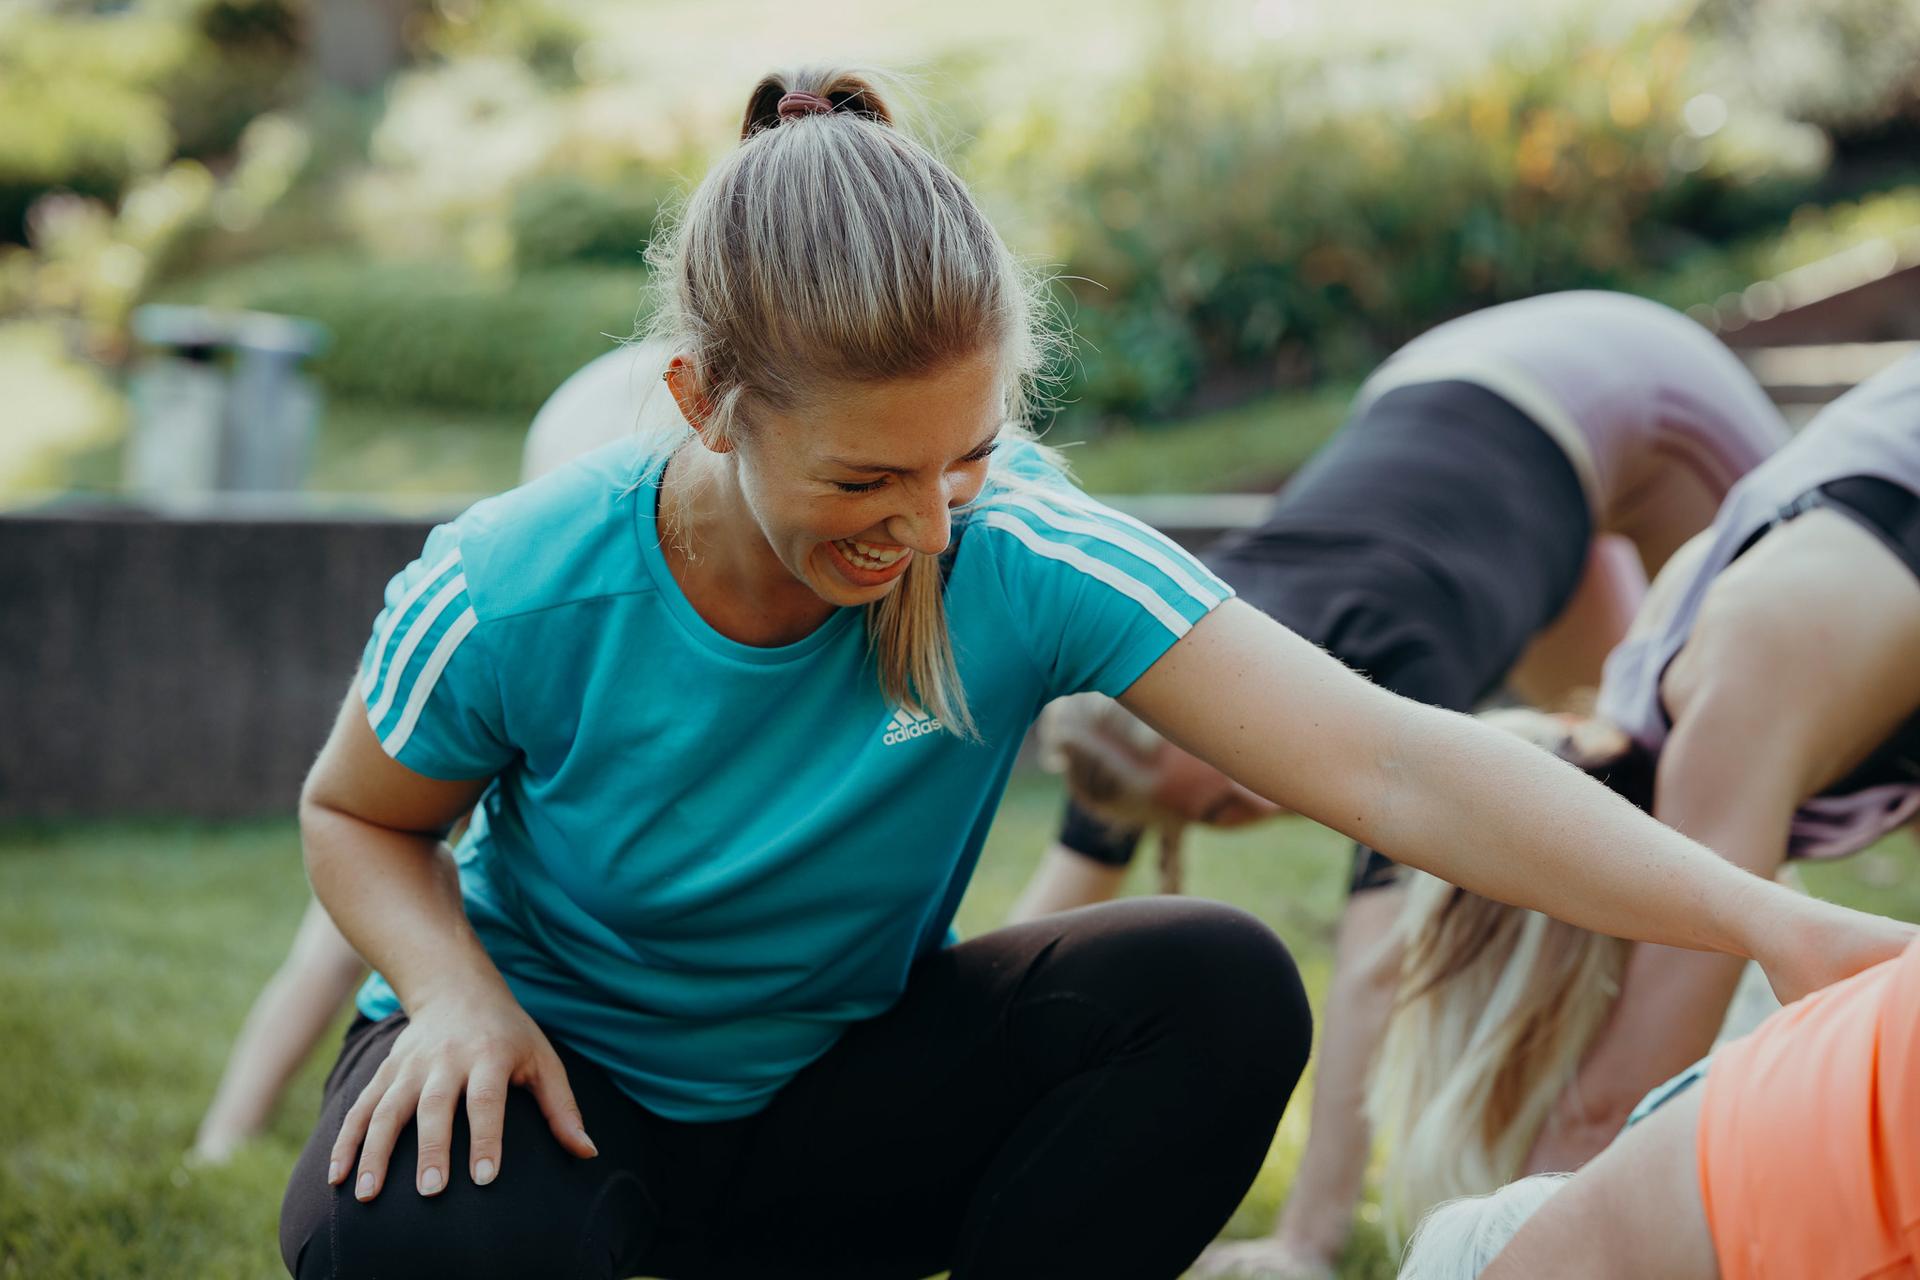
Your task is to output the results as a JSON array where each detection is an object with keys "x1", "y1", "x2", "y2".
[
  {"x1": 959, "y1": 441, "x2": 1229, "y2": 612},
  {"x1": 447, "y1": 437, "x2": 663, "y2": 625}
]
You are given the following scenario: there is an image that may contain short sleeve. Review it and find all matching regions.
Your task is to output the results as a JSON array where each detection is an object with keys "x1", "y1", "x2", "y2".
[
  {"x1": 974, "y1": 480, "x2": 1234, "y2": 698},
  {"x1": 357, "y1": 522, "x2": 512, "y2": 779}
]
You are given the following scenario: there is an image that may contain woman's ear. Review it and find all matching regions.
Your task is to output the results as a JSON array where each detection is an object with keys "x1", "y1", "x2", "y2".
[{"x1": 665, "y1": 356, "x2": 732, "y2": 454}]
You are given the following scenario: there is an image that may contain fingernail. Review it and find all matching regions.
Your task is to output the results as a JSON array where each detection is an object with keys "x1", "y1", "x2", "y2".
[
  {"x1": 356, "y1": 1172, "x2": 374, "y2": 1200},
  {"x1": 420, "y1": 1167, "x2": 442, "y2": 1194},
  {"x1": 474, "y1": 1158, "x2": 496, "y2": 1185},
  {"x1": 327, "y1": 1161, "x2": 341, "y2": 1185},
  {"x1": 576, "y1": 1128, "x2": 598, "y2": 1157}
]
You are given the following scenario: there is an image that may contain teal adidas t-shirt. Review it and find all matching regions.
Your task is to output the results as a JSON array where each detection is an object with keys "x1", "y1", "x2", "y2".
[{"x1": 354, "y1": 437, "x2": 1232, "y2": 1121}]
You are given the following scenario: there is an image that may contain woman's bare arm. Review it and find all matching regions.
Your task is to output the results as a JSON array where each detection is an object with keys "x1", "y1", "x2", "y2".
[
  {"x1": 302, "y1": 691, "x2": 597, "y2": 1202},
  {"x1": 193, "y1": 898, "x2": 367, "y2": 1162},
  {"x1": 1118, "y1": 601, "x2": 1914, "y2": 990},
  {"x1": 301, "y1": 694, "x2": 496, "y2": 1011}
]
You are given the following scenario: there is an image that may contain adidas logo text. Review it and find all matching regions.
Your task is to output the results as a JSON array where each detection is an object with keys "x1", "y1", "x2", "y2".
[{"x1": 883, "y1": 707, "x2": 942, "y2": 746}]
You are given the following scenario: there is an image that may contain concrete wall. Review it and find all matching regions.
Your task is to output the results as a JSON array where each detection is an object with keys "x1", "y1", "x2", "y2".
[
  {"x1": 0, "y1": 497, "x2": 1235, "y2": 820},
  {"x1": 0, "y1": 504, "x2": 440, "y2": 819}
]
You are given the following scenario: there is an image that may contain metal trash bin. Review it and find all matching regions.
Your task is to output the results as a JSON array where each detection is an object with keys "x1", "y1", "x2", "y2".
[{"x1": 124, "y1": 305, "x2": 329, "y2": 495}]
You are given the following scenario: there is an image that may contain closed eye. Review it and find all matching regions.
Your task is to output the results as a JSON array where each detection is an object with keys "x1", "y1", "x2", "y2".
[{"x1": 831, "y1": 441, "x2": 998, "y2": 494}]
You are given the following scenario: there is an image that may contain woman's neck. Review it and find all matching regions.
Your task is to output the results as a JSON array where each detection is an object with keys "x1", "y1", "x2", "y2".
[{"x1": 658, "y1": 445, "x2": 839, "y2": 646}]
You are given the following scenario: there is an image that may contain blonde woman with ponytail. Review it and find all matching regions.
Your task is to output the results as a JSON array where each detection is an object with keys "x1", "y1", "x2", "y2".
[
  {"x1": 1400, "y1": 936, "x2": 1920, "y2": 1280},
  {"x1": 278, "y1": 70, "x2": 1910, "y2": 1280}
]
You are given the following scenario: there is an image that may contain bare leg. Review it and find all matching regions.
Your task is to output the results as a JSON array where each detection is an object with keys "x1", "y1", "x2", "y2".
[
  {"x1": 192, "y1": 897, "x2": 367, "y2": 1163},
  {"x1": 1505, "y1": 536, "x2": 1645, "y2": 710},
  {"x1": 1193, "y1": 884, "x2": 1406, "y2": 1279},
  {"x1": 1006, "y1": 843, "x2": 1132, "y2": 923}
]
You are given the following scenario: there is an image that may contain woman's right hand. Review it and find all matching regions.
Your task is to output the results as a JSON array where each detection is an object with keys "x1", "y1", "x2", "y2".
[{"x1": 327, "y1": 979, "x2": 598, "y2": 1201}]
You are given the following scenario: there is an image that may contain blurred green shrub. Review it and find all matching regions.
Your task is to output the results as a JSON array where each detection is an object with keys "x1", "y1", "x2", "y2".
[
  {"x1": 0, "y1": 73, "x2": 172, "y2": 246},
  {"x1": 0, "y1": 4, "x2": 301, "y2": 243},
  {"x1": 157, "y1": 255, "x2": 651, "y2": 413},
  {"x1": 0, "y1": 12, "x2": 183, "y2": 243},
  {"x1": 978, "y1": 24, "x2": 1828, "y2": 423},
  {"x1": 508, "y1": 173, "x2": 672, "y2": 270},
  {"x1": 170, "y1": 0, "x2": 307, "y2": 161}
]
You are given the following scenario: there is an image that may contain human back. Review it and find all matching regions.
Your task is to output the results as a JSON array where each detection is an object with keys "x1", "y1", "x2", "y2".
[{"x1": 1359, "y1": 290, "x2": 1788, "y2": 558}]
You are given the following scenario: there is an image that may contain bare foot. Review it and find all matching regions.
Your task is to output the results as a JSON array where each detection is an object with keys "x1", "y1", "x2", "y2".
[{"x1": 1189, "y1": 1237, "x2": 1338, "y2": 1280}]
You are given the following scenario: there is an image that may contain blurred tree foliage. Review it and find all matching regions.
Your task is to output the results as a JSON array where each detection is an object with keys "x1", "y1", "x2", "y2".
[
  {"x1": 1691, "y1": 0, "x2": 1920, "y2": 139},
  {"x1": 0, "y1": 0, "x2": 586, "y2": 245},
  {"x1": 976, "y1": 21, "x2": 1859, "y2": 421},
  {"x1": 6, "y1": 0, "x2": 1919, "y2": 446},
  {"x1": 0, "y1": 1, "x2": 307, "y2": 243}
]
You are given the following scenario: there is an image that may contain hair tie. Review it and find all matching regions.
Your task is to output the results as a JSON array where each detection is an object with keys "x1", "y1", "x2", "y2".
[{"x1": 776, "y1": 91, "x2": 835, "y2": 123}]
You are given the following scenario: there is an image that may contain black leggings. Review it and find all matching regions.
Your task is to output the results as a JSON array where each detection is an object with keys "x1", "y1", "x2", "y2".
[{"x1": 280, "y1": 897, "x2": 1311, "y2": 1280}]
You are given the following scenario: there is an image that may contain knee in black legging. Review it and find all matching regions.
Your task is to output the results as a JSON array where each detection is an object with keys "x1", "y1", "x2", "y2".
[
  {"x1": 1137, "y1": 897, "x2": 1309, "y2": 1053},
  {"x1": 281, "y1": 1089, "x2": 651, "y2": 1280},
  {"x1": 1035, "y1": 897, "x2": 1312, "y2": 1100}
]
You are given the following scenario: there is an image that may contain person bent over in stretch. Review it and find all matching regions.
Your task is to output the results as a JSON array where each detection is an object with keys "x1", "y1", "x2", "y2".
[
  {"x1": 1372, "y1": 353, "x2": 1920, "y2": 1230},
  {"x1": 1012, "y1": 291, "x2": 1791, "y2": 1280}
]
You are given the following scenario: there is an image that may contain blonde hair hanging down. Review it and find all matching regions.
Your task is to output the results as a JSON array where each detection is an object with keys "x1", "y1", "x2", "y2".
[
  {"x1": 1368, "y1": 872, "x2": 1626, "y2": 1232},
  {"x1": 642, "y1": 65, "x2": 1066, "y2": 741}
]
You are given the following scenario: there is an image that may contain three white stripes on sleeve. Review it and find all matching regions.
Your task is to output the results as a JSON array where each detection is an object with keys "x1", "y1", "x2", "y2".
[
  {"x1": 976, "y1": 490, "x2": 1227, "y2": 637},
  {"x1": 359, "y1": 548, "x2": 479, "y2": 759}
]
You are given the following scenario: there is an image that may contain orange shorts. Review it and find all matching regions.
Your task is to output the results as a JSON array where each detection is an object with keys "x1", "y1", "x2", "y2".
[{"x1": 1700, "y1": 937, "x2": 1920, "y2": 1279}]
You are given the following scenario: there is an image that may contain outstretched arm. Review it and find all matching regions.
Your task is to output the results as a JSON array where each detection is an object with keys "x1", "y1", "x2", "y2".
[{"x1": 1118, "y1": 602, "x2": 1912, "y2": 994}]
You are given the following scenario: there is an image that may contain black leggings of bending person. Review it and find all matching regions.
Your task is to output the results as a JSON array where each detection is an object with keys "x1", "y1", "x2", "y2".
[{"x1": 279, "y1": 897, "x2": 1312, "y2": 1280}]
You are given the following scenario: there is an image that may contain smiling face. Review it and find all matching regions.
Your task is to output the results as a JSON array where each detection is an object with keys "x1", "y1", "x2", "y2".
[{"x1": 722, "y1": 350, "x2": 1007, "y2": 609}]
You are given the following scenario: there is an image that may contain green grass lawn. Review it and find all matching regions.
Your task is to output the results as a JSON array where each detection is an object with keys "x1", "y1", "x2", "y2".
[{"x1": 4, "y1": 777, "x2": 1917, "y2": 1278}]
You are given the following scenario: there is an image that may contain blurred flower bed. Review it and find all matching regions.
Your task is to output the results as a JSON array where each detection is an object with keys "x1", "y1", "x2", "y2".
[{"x1": 3, "y1": 0, "x2": 1918, "y2": 495}]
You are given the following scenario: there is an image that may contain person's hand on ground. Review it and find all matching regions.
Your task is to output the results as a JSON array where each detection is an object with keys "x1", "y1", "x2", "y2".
[
  {"x1": 325, "y1": 979, "x2": 597, "y2": 1201},
  {"x1": 1189, "y1": 1237, "x2": 1338, "y2": 1280}
]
